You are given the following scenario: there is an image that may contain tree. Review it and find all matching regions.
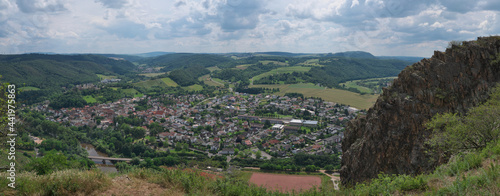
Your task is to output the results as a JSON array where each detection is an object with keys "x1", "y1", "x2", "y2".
[
  {"x1": 27, "y1": 150, "x2": 70, "y2": 175},
  {"x1": 324, "y1": 165, "x2": 335, "y2": 172},
  {"x1": 130, "y1": 127, "x2": 146, "y2": 139},
  {"x1": 255, "y1": 150, "x2": 262, "y2": 159},
  {"x1": 426, "y1": 85, "x2": 500, "y2": 155},
  {"x1": 305, "y1": 165, "x2": 318, "y2": 172}
]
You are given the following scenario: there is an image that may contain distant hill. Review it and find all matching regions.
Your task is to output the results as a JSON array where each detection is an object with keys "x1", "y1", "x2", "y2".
[
  {"x1": 377, "y1": 56, "x2": 425, "y2": 64},
  {"x1": 135, "y1": 51, "x2": 175, "y2": 58},
  {"x1": 94, "y1": 54, "x2": 144, "y2": 62},
  {"x1": 254, "y1": 52, "x2": 314, "y2": 57},
  {"x1": 0, "y1": 54, "x2": 135, "y2": 103},
  {"x1": 330, "y1": 51, "x2": 376, "y2": 59},
  {"x1": 140, "y1": 53, "x2": 233, "y2": 71}
]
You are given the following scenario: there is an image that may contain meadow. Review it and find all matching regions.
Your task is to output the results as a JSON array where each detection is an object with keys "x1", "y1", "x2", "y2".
[
  {"x1": 251, "y1": 66, "x2": 312, "y2": 81},
  {"x1": 251, "y1": 83, "x2": 378, "y2": 109},
  {"x1": 199, "y1": 74, "x2": 224, "y2": 87}
]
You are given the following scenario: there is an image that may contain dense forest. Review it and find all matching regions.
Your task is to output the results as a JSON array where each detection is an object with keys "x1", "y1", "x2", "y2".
[
  {"x1": 0, "y1": 54, "x2": 136, "y2": 104},
  {"x1": 168, "y1": 65, "x2": 210, "y2": 86},
  {"x1": 138, "y1": 53, "x2": 233, "y2": 71}
]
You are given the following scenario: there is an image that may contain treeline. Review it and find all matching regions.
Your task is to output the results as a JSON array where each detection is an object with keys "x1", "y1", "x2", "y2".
[
  {"x1": 212, "y1": 63, "x2": 282, "y2": 83},
  {"x1": 231, "y1": 153, "x2": 340, "y2": 171},
  {"x1": 234, "y1": 87, "x2": 279, "y2": 94},
  {"x1": 253, "y1": 72, "x2": 306, "y2": 84},
  {"x1": 49, "y1": 91, "x2": 87, "y2": 109},
  {"x1": 139, "y1": 53, "x2": 232, "y2": 71},
  {"x1": 303, "y1": 57, "x2": 408, "y2": 88},
  {"x1": 284, "y1": 92, "x2": 304, "y2": 98},
  {"x1": 168, "y1": 66, "x2": 210, "y2": 86}
]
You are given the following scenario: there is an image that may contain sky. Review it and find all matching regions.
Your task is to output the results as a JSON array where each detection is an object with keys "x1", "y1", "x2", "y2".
[{"x1": 1, "y1": 0, "x2": 500, "y2": 57}]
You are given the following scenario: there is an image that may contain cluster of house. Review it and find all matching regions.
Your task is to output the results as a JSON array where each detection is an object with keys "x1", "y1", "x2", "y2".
[{"x1": 34, "y1": 92, "x2": 363, "y2": 158}]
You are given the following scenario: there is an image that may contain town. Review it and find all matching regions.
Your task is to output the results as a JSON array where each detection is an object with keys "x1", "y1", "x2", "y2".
[{"x1": 32, "y1": 91, "x2": 362, "y2": 160}]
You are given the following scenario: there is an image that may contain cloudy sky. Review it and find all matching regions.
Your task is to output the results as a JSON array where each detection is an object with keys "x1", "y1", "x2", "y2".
[{"x1": 0, "y1": 0, "x2": 499, "y2": 57}]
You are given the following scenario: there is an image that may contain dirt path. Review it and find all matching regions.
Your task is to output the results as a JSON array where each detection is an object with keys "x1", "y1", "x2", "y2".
[{"x1": 319, "y1": 170, "x2": 340, "y2": 190}]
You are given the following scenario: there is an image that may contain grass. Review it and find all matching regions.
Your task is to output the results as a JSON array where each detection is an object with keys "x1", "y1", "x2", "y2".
[
  {"x1": 18, "y1": 86, "x2": 40, "y2": 91},
  {"x1": 139, "y1": 72, "x2": 166, "y2": 77},
  {"x1": 182, "y1": 84, "x2": 203, "y2": 91},
  {"x1": 199, "y1": 74, "x2": 224, "y2": 87},
  {"x1": 339, "y1": 81, "x2": 374, "y2": 94},
  {"x1": 0, "y1": 169, "x2": 111, "y2": 195},
  {"x1": 259, "y1": 60, "x2": 288, "y2": 66},
  {"x1": 122, "y1": 88, "x2": 144, "y2": 98},
  {"x1": 207, "y1": 66, "x2": 221, "y2": 72},
  {"x1": 298, "y1": 59, "x2": 324, "y2": 67},
  {"x1": 83, "y1": 95, "x2": 97, "y2": 104},
  {"x1": 339, "y1": 77, "x2": 397, "y2": 94},
  {"x1": 160, "y1": 77, "x2": 179, "y2": 87},
  {"x1": 96, "y1": 74, "x2": 117, "y2": 80},
  {"x1": 341, "y1": 139, "x2": 500, "y2": 195},
  {"x1": 235, "y1": 64, "x2": 252, "y2": 70},
  {"x1": 252, "y1": 66, "x2": 311, "y2": 81},
  {"x1": 250, "y1": 83, "x2": 378, "y2": 109},
  {"x1": 134, "y1": 79, "x2": 170, "y2": 89},
  {"x1": 0, "y1": 149, "x2": 35, "y2": 171}
]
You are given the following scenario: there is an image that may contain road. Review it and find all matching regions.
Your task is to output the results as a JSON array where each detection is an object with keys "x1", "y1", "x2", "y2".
[{"x1": 319, "y1": 170, "x2": 340, "y2": 190}]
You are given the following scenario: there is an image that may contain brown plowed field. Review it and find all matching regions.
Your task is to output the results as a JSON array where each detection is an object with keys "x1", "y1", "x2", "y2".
[{"x1": 249, "y1": 173, "x2": 322, "y2": 193}]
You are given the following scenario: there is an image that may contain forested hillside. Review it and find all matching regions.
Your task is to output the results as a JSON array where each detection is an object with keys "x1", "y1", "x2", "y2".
[
  {"x1": 0, "y1": 54, "x2": 136, "y2": 104},
  {"x1": 139, "y1": 53, "x2": 233, "y2": 71}
]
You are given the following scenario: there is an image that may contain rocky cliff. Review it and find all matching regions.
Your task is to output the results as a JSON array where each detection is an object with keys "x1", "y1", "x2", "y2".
[{"x1": 341, "y1": 36, "x2": 500, "y2": 185}]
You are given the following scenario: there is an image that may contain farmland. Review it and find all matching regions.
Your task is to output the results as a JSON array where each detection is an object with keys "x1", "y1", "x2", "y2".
[
  {"x1": 339, "y1": 77, "x2": 397, "y2": 94},
  {"x1": 252, "y1": 66, "x2": 311, "y2": 81},
  {"x1": 96, "y1": 74, "x2": 117, "y2": 80},
  {"x1": 182, "y1": 84, "x2": 203, "y2": 91},
  {"x1": 250, "y1": 83, "x2": 378, "y2": 109},
  {"x1": 298, "y1": 58, "x2": 324, "y2": 67},
  {"x1": 249, "y1": 172, "x2": 322, "y2": 193},
  {"x1": 199, "y1": 74, "x2": 224, "y2": 87},
  {"x1": 133, "y1": 79, "x2": 169, "y2": 89},
  {"x1": 83, "y1": 95, "x2": 97, "y2": 103},
  {"x1": 206, "y1": 66, "x2": 221, "y2": 72},
  {"x1": 160, "y1": 77, "x2": 179, "y2": 87},
  {"x1": 138, "y1": 72, "x2": 166, "y2": 77}
]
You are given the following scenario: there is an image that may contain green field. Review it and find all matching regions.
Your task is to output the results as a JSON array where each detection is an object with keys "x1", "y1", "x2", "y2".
[
  {"x1": 83, "y1": 95, "x2": 97, "y2": 103},
  {"x1": 250, "y1": 83, "x2": 378, "y2": 109},
  {"x1": 139, "y1": 72, "x2": 166, "y2": 77},
  {"x1": 259, "y1": 60, "x2": 288, "y2": 66},
  {"x1": 199, "y1": 74, "x2": 224, "y2": 87},
  {"x1": 299, "y1": 59, "x2": 324, "y2": 67},
  {"x1": 206, "y1": 66, "x2": 221, "y2": 72},
  {"x1": 339, "y1": 77, "x2": 397, "y2": 94},
  {"x1": 0, "y1": 149, "x2": 35, "y2": 170},
  {"x1": 160, "y1": 77, "x2": 179, "y2": 87},
  {"x1": 122, "y1": 88, "x2": 144, "y2": 97},
  {"x1": 96, "y1": 74, "x2": 117, "y2": 80},
  {"x1": 252, "y1": 66, "x2": 312, "y2": 81},
  {"x1": 19, "y1": 86, "x2": 40, "y2": 91},
  {"x1": 133, "y1": 79, "x2": 169, "y2": 89},
  {"x1": 235, "y1": 64, "x2": 252, "y2": 70},
  {"x1": 182, "y1": 84, "x2": 203, "y2": 91}
]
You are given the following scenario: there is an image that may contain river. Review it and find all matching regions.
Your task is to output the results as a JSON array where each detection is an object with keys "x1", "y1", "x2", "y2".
[{"x1": 81, "y1": 143, "x2": 118, "y2": 173}]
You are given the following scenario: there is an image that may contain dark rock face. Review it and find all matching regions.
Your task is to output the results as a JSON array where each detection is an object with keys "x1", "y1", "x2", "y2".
[{"x1": 341, "y1": 36, "x2": 500, "y2": 185}]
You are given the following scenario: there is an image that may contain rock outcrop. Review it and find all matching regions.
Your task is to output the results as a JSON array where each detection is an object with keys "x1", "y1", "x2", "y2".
[{"x1": 341, "y1": 36, "x2": 500, "y2": 185}]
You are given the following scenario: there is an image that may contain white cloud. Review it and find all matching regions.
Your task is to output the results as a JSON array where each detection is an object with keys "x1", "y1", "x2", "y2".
[{"x1": 0, "y1": 0, "x2": 500, "y2": 56}]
